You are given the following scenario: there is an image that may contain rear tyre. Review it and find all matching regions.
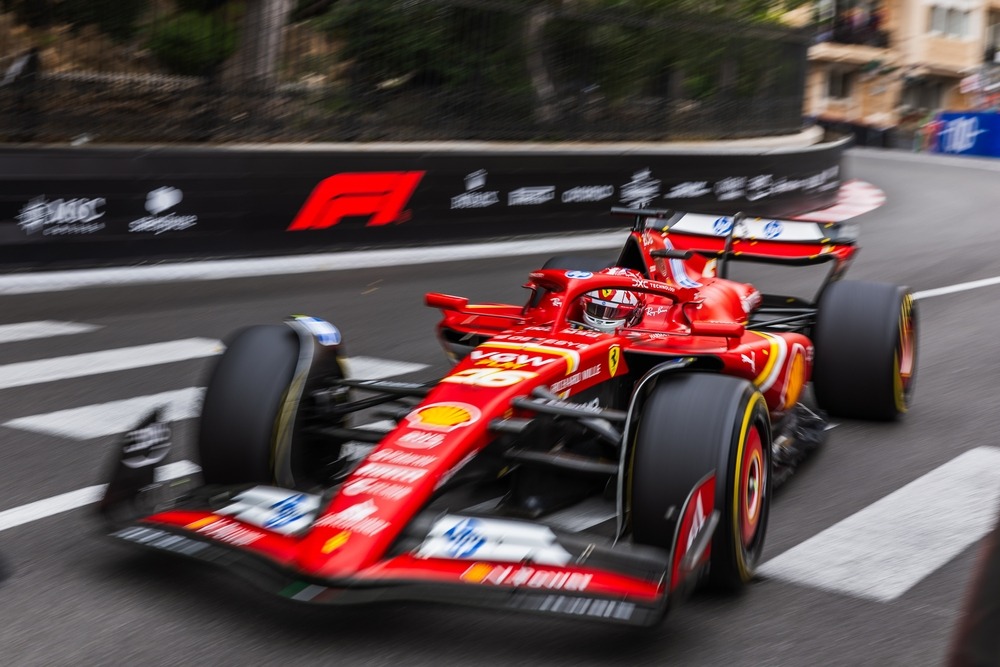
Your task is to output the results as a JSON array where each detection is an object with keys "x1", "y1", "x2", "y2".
[
  {"x1": 631, "y1": 373, "x2": 771, "y2": 591},
  {"x1": 812, "y1": 280, "x2": 917, "y2": 421},
  {"x1": 197, "y1": 325, "x2": 299, "y2": 485}
]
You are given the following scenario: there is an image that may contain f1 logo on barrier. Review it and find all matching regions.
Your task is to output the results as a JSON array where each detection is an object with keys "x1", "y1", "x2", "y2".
[{"x1": 288, "y1": 171, "x2": 425, "y2": 230}]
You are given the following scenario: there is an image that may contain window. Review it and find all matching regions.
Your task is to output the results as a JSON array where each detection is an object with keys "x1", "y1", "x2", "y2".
[
  {"x1": 929, "y1": 6, "x2": 947, "y2": 33},
  {"x1": 929, "y1": 6, "x2": 971, "y2": 38},
  {"x1": 827, "y1": 70, "x2": 854, "y2": 100},
  {"x1": 945, "y1": 9, "x2": 970, "y2": 37}
]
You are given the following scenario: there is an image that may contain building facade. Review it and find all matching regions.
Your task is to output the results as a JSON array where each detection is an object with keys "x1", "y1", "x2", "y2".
[{"x1": 802, "y1": 0, "x2": 1000, "y2": 139}]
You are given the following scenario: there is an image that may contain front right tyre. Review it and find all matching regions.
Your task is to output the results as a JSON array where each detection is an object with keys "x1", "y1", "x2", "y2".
[{"x1": 630, "y1": 373, "x2": 772, "y2": 591}]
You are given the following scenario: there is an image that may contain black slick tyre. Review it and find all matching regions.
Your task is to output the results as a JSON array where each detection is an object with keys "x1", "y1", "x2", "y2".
[
  {"x1": 197, "y1": 325, "x2": 299, "y2": 485},
  {"x1": 812, "y1": 280, "x2": 917, "y2": 421},
  {"x1": 630, "y1": 373, "x2": 771, "y2": 591}
]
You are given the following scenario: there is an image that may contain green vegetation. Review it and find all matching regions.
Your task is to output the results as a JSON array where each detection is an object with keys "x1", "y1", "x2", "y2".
[{"x1": 145, "y1": 11, "x2": 239, "y2": 76}]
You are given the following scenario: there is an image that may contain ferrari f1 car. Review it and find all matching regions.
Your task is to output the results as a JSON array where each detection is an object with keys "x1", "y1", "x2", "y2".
[{"x1": 99, "y1": 206, "x2": 916, "y2": 627}]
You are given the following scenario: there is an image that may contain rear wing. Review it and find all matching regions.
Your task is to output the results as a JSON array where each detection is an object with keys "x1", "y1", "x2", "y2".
[{"x1": 610, "y1": 179, "x2": 883, "y2": 268}]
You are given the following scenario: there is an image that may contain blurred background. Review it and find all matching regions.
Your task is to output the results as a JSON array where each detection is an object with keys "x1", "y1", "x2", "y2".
[
  {"x1": 1, "y1": 0, "x2": 998, "y2": 147},
  {"x1": 1, "y1": 0, "x2": 813, "y2": 143}
]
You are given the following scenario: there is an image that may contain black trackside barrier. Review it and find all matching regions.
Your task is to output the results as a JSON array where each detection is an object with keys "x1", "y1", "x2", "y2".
[{"x1": 0, "y1": 136, "x2": 849, "y2": 270}]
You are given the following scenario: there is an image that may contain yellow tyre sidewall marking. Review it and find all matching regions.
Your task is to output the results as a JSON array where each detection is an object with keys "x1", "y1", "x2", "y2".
[{"x1": 731, "y1": 391, "x2": 766, "y2": 582}]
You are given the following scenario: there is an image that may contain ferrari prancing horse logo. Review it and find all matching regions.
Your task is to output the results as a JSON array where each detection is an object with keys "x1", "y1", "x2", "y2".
[{"x1": 608, "y1": 345, "x2": 621, "y2": 377}]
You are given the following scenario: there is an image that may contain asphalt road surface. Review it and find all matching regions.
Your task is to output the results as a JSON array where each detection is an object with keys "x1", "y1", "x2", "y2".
[{"x1": 1, "y1": 147, "x2": 999, "y2": 666}]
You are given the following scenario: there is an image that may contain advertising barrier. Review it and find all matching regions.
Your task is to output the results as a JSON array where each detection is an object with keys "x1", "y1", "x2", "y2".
[
  {"x1": 935, "y1": 112, "x2": 1000, "y2": 157},
  {"x1": 0, "y1": 137, "x2": 848, "y2": 269}
]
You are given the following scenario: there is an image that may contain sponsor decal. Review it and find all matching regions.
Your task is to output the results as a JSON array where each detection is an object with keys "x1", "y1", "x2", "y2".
[
  {"x1": 741, "y1": 351, "x2": 757, "y2": 374},
  {"x1": 292, "y1": 315, "x2": 341, "y2": 345},
  {"x1": 217, "y1": 487, "x2": 322, "y2": 535},
  {"x1": 288, "y1": 171, "x2": 424, "y2": 230},
  {"x1": 461, "y1": 564, "x2": 592, "y2": 591},
  {"x1": 419, "y1": 515, "x2": 573, "y2": 564},
  {"x1": 441, "y1": 517, "x2": 487, "y2": 558},
  {"x1": 442, "y1": 368, "x2": 537, "y2": 388},
  {"x1": 471, "y1": 349, "x2": 560, "y2": 370},
  {"x1": 129, "y1": 187, "x2": 197, "y2": 234},
  {"x1": 121, "y1": 421, "x2": 171, "y2": 469},
  {"x1": 608, "y1": 345, "x2": 621, "y2": 378},
  {"x1": 558, "y1": 327, "x2": 603, "y2": 339},
  {"x1": 645, "y1": 305, "x2": 671, "y2": 317},
  {"x1": 561, "y1": 185, "x2": 614, "y2": 203},
  {"x1": 264, "y1": 493, "x2": 312, "y2": 530},
  {"x1": 113, "y1": 526, "x2": 208, "y2": 557},
  {"x1": 671, "y1": 475, "x2": 715, "y2": 591},
  {"x1": 565, "y1": 270, "x2": 593, "y2": 280},
  {"x1": 341, "y1": 477, "x2": 411, "y2": 500},
  {"x1": 353, "y1": 462, "x2": 427, "y2": 484},
  {"x1": 599, "y1": 288, "x2": 614, "y2": 299},
  {"x1": 368, "y1": 449, "x2": 436, "y2": 467},
  {"x1": 322, "y1": 531, "x2": 350, "y2": 554},
  {"x1": 666, "y1": 181, "x2": 711, "y2": 199},
  {"x1": 396, "y1": 430, "x2": 445, "y2": 449},
  {"x1": 620, "y1": 169, "x2": 661, "y2": 208},
  {"x1": 714, "y1": 176, "x2": 746, "y2": 202},
  {"x1": 316, "y1": 499, "x2": 390, "y2": 536},
  {"x1": 512, "y1": 595, "x2": 636, "y2": 622},
  {"x1": 941, "y1": 116, "x2": 986, "y2": 153},
  {"x1": 763, "y1": 220, "x2": 783, "y2": 239},
  {"x1": 405, "y1": 403, "x2": 481, "y2": 432},
  {"x1": 713, "y1": 216, "x2": 734, "y2": 235},
  {"x1": 17, "y1": 196, "x2": 106, "y2": 236},
  {"x1": 508, "y1": 186, "x2": 555, "y2": 206},
  {"x1": 491, "y1": 333, "x2": 588, "y2": 350},
  {"x1": 746, "y1": 174, "x2": 773, "y2": 202},
  {"x1": 451, "y1": 170, "x2": 500, "y2": 209},
  {"x1": 187, "y1": 516, "x2": 264, "y2": 547},
  {"x1": 550, "y1": 364, "x2": 602, "y2": 393}
]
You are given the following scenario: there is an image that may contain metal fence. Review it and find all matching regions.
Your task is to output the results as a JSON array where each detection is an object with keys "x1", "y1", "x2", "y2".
[{"x1": 0, "y1": 0, "x2": 811, "y2": 144}]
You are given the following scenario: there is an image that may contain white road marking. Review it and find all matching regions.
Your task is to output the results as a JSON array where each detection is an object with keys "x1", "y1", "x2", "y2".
[
  {"x1": 913, "y1": 276, "x2": 1000, "y2": 300},
  {"x1": 758, "y1": 446, "x2": 1000, "y2": 602},
  {"x1": 0, "y1": 232, "x2": 626, "y2": 295},
  {"x1": 0, "y1": 356, "x2": 426, "y2": 438},
  {"x1": 0, "y1": 320, "x2": 100, "y2": 344},
  {"x1": 0, "y1": 460, "x2": 200, "y2": 532},
  {"x1": 3, "y1": 387, "x2": 205, "y2": 440},
  {"x1": 0, "y1": 338, "x2": 221, "y2": 390},
  {"x1": 343, "y1": 356, "x2": 428, "y2": 379}
]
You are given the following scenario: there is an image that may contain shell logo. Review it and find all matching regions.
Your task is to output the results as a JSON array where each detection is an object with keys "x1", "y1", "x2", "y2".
[{"x1": 406, "y1": 402, "x2": 482, "y2": 432}]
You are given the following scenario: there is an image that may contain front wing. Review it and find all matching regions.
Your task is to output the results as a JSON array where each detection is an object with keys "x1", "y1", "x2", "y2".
[
  {"x1": 109, "y1": 509, "x2": 671, "y2": 627},
  {"x1": 99, "y1": 414, "x2": 675, "y2": 627}
]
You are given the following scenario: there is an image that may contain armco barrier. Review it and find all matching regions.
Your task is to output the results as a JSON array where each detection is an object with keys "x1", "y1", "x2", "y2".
[{"x1": 0, "y1": 136, "x2": 849, "y2": 270}]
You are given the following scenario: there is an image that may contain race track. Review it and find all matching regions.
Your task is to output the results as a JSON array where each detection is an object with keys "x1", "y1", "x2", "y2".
[{"x1": 1, "y1": 147, "x2": 999, "y2": 666}]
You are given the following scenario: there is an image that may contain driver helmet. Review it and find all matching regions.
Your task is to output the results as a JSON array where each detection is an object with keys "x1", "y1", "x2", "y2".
[{"x1": 581, "y1": 274, "x2": 644, "y2": 333}]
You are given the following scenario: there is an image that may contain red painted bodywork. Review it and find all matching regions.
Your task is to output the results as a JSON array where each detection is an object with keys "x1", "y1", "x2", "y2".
[{"x1": 139, "y1": 220, "x2": 859, "y2": 619}]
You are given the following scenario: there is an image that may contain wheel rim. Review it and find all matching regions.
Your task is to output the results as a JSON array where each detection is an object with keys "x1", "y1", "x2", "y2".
[
  {"x1": 895, "y1": 294, "x2": 916, "y2": 412},
  {"x1": 739, "y1": 426, "x2": 765, "y2": 547}
]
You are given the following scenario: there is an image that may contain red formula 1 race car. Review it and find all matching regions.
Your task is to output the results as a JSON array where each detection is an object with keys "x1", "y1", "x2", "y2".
[{"x1": 98, "y1": 206, "x2": 916, "y2": 627}]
